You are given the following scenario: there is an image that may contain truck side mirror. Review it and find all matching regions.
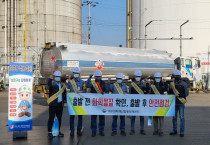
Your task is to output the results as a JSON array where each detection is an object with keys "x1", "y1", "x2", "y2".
[
  {"x1": 197, "y1": 60, "x2": 201, "y2": 68},
  {"x1": 174, "y1": 57, "x2": 181, "y2": 70}
]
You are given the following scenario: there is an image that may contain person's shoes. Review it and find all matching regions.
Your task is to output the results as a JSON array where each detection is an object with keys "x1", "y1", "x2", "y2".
[
  {"x1": 18, "y1": 112, "x2": 25, "y2": 117},
  {"x1": 58, "y1": 132, "x2": 64, "y2": 137},
  {"x1": 99, "y1": 132, "x2": 105, "y2": 136},
  {"x1": 25, "y1": 112, "x2": 31, "y2": 117},
  {"x1": 70, "y1": 131, "x2": 74, "y2": 136},
  {"x1": 111, "y1": 131, "x2": 117, "y2": 136},
  {"x1": 169, "y1": 131, "x2": 177, "y2": 135},
  {"x1": 153, "y1": 131, "x2": 158, "y2": 135},
  {"x1": 140, "y1": 130, "x2": 146, "y2": 135},
  {"x1": 91, "y1": 132, "x2": 96, "y2": 137},
  {"x1": 48, "y1": 133, "x2": 53, "y2": 139},
  {"x1": 180, "y1": 133, "x2": 184, "y2": 137},
  {"x1": 159, "y1": 132, "x2": 164, "y2": 136},
  {"x1": 120, "y1": 131, "x2": 126, "y2": 136},
  {"x1": 77, "y1": 130, "x2": 82, "y2": 136},
  {"x1": 129, "y1": 130, "x2": 135, "y2": 135}
]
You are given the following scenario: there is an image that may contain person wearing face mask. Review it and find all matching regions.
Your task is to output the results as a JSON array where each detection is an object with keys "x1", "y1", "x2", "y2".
[
  {"x1": 150, "y1": 72, "x2": 168, "y2": 136},
  {"x1": 47, "y1": 70, "x2": 66, "y2": 139},
  {"x1": 86, "y1": 70, "x2": 108, "y2": 137},
  {"x1": 66, "y1": 67, "x2": 86, "y2": 136},
  {"x1": 109, "y1": 73, "x2": 128, "y2": 136},
  {"x1": 129, "y1": 70, "x2": 150, "y2": 135},
  {"x1": 168, "y1": 70, "x2": 189, "y2": 137}
]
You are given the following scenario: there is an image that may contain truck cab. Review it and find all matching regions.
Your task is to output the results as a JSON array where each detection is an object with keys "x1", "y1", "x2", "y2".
[{"x1": 174, "y1": 57, "x2": 200, "y2": 87}]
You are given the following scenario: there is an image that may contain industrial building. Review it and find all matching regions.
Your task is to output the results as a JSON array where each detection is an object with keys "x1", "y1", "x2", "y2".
[
  {"x1": 127, "y1": 0, "x2": 210, "y2": 58},
  {"x1": 0, "y1": 0, "x2": 209, "y2": 88},
  {"x1": 0, "y1": 0, "x2": 82, "y2": 66}
]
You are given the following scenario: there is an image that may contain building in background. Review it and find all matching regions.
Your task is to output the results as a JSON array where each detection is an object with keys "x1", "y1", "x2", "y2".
[
  {"x1": 0, "y1": 0, "x2": 82, "y2": 67},
  {"x1": 127, "y1": 0, "x2": 210, "y2": 57}
]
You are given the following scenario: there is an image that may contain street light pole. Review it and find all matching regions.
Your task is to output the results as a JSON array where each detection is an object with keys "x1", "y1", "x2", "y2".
[
  {"x1": 88, "y1": 0, "x2": 91, "y2": 45},
  {"x1": 180, "y1": 20, "x2": 189, "y2": 57},
  {"x1": 145, "y1": 20, "x2": 153, "y2": 49},
  {"x1": 82, "y1": 0, "x2": 98, "y2": 45}
]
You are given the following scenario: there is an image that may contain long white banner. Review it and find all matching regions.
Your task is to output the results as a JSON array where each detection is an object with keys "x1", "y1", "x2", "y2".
[{"x1": 67, "y1": 93, "x2": 175, "y2": 116}]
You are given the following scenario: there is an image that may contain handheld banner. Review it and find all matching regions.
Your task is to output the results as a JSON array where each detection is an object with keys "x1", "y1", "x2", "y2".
[
  {"x1": 67, "y1": 93, "x2": 175, "y2": 116},
  {"x1": 8, "y1": 62, "x2": 33, "y2": 132}
]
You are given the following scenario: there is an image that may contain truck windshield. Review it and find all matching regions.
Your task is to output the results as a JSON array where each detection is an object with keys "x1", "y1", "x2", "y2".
[
  {"x1": 181, "y1": 58, "x2": 184, "y2": 66},
  {"x1": 185, "y1": 59, "x2": 192, "y2": 69}
]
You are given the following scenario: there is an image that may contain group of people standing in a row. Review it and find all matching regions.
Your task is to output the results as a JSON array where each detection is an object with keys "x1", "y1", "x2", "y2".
[{"x1": 46, "y1": 67, "x2": 189, "y2": 139}]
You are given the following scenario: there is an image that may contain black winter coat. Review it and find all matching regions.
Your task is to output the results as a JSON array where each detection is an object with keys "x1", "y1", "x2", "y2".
[{"x1": 47, "y1": 79, "x2": 66, "y2": 106}]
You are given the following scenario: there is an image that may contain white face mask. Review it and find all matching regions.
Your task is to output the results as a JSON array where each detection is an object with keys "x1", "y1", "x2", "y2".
[
  {"x1": 117, "y1": 79, "x2": 122, "y2": 84},
  {"x1": 74, "y1": 74, "x2": 79, "y2": 78},
  {"x1": 135, "y1": 77, "x2": 141, "y2": 82},
  {"x1": 155, "y1": 78, "x2": 161, "y2": 83},
  {"x1": 55, "y1": 77, "x2": 61, "y2": 82}
]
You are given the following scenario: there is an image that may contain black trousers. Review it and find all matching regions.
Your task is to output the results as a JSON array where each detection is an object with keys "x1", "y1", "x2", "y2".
[{"x1": 48, "y1": 102, "x2": 63, "y2": 132}]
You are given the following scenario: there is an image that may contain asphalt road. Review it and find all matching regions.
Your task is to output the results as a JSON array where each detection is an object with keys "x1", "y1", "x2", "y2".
[{"x1": 0, "y1": 90, "x2": 210, "y2": 145}]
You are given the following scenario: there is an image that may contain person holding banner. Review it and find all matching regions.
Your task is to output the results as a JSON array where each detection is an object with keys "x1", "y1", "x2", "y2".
[
  {"x1": 66, "y1": 67, "x2": 86, "y2": 136},
  {"x1": 169, "y1": 70, "x2": 189, "y2": 137},
  {"x1": 109, "y1": 73, "x2": 128, "y2": 136},
  {"x1": 47, "y1": 71, "x2": 66, "y2": 139},
  {"x1": 150, "y1": 72, "x2": 168, "y2": 136},
  {"x1": 86, "y1": 70, "x2": 108, "y2": 137},
  {"x1": 129, "y1": 70, "x2": 150, "y2": 135}
]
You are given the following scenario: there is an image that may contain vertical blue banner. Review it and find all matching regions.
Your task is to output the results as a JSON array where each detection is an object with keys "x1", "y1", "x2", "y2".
[{"x1": 8, "y1": 62, "x2": 33, "y2": 132}]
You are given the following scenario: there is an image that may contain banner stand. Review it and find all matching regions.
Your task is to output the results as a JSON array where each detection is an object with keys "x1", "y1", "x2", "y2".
[
  {"x1": 8, "y1": 62, "x2": 33, "y2": 137},
  {"x1": 13, "y1": 131, "x2": 27, "y2": 139}
]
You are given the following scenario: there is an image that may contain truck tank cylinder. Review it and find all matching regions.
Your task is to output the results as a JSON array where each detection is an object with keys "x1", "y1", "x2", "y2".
[{"x1": 41, "y1": 43, "x2": 174, "y2": 79}]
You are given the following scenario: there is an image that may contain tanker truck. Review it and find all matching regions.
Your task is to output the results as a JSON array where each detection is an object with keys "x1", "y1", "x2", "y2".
[
  {"x1": 34, "y1": 42, "x2": 199, "y2": 94},
  {"x1": 40, "y1": 42, "x2": 174, "y2": 79}
]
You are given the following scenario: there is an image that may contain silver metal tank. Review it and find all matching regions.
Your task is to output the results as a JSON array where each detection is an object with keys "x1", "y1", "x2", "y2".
[
  {"x1": 40, "y1": 43, "x2": 174, "y2": 79},
  {"x1": 130, "y1": 0, "x2": 210, "y2": 58},
  {"x1": 0, "y1": 0, "x2": 81, "y2": 65},
  {"x1": 126, "y1": 0, "x2": 143, "y2": 49}
]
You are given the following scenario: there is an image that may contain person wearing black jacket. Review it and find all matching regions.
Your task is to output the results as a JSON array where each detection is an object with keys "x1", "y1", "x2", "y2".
[
  {"x1": 129, "y1": 70, "x2": 150, "y2": 135},
  {"x1": 150, "y1": 72, "x2": 168, "y2": 136},
  {"x1": 47, "y1": 71, "x2": 66, "y2": 139},
  {"x1": 86, "y1": 70, "x2": 108, "y2": 137},
  {"x1": 168, "y1": 70, "x2": 189, "y2": 137}
]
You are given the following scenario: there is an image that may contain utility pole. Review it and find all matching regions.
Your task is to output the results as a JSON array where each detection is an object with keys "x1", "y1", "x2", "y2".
[
  {"x1": 82, "y1": 0, "x2": 99, "y2": 45},
  {"x1": 180, "y1": 20, "x2": 189, "y2": 57},
  {"x1": 88, "y1": 0, "x2": 91, "y2": 45}
]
